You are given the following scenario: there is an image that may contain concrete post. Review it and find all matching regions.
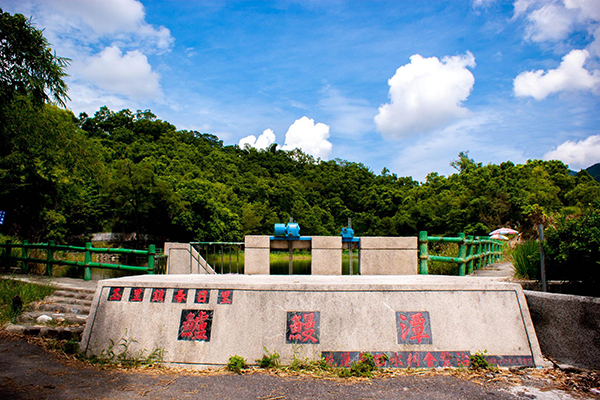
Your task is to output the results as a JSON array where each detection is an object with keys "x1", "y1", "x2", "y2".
[
  {"x1": 244, "y1": 236, "x2": 270, "y2": 275},
  {"x1": 311, "y1": 236, "x2": 342, "y2": 275}
]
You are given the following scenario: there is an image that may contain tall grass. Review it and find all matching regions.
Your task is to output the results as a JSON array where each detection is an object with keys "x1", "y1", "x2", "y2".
[
  {"x1": 510, "y1": 241, "x2": 540, "y2": 280},
  {"x1": 0, "y1": 279, "x2": 55, "y2": 324}
]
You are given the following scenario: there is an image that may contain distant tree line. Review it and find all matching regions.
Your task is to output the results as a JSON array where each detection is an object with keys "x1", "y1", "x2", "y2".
[{"x1": 1, "y1": 101, "x2": 599, "y2": 244}]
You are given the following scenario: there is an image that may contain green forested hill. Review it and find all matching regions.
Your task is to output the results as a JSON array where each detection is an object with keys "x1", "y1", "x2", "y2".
[
  {"x1": 586, "y1": 163, "x2": 600, "y2": 182},
  {"x1": 1, "y1": 101, "x2": 599, "y2": 243}
]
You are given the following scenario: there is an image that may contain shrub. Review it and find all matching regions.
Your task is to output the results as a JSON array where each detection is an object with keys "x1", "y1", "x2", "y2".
[
  {"x1": 544, "y1": 211, "x2": 600, "y2": 285},
  {"x1": 510, "y1": 240, "x2": 540, "y2": 280}
]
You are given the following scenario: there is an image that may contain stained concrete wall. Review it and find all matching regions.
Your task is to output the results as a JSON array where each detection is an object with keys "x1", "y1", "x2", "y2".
[
  {"x1": 81, "y1": 275, "x2": 545, "y2": 369},
  {"x1": 164, "y1": 243, "x2": 214, "y2": 274},
  {"x1": 524, "y1": 290, "x2": 600, "y2": 369},
  {"x1": 359, "y1": 237, "x2": 417, "y2": 275}
]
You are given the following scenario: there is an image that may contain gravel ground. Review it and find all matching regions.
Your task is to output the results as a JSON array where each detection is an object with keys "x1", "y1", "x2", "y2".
[{"x1": 1, "y1": 330, "x2": 598, "y2": 400}]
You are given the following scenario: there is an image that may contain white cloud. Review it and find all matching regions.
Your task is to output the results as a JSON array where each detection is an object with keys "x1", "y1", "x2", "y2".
[
  {"x1": 514, "y1": 0, "x2": 600, "y2": 56},
  {"x1": 374, "y1": 52, "x2": 476, "y2": 139},
  {"x1": 319, "y1": 86, "x2": 376, "y2": 138},
  {"x1": 282, "y1": 117, "x2": 332, "y2": 159},
  {"x1": 74, "y1": 46, "x2": 162, "y2": 99},
  {"x1": 238, "y1": 129, "x2": 276, "y2": 150},
  {"x1": 544, "y1": 134, "x2": 600, "y2": 169},
  {"x1": 527, "y1": 2, "x2": 577, "y2": 41},
  {"x1": 514, "y1": 49, "x2": 600, "y2": 99},
  {"x1": 65, "y1": 82, "x2": 132, "y2": 116}
]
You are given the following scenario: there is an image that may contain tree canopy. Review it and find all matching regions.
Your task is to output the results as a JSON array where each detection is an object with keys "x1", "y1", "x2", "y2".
[
  {"x1": 1, "y1": 103, "x2": 599, "y2": 243},
  {"x1": 0, "y1": 8, "x2": 70, "y2": 107}
]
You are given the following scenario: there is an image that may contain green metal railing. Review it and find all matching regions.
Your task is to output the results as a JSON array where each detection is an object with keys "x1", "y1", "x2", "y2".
[
  {"x1": 192, "y1": 242, "x2": 244, "y2": 274},
  {"x1": 418, "y1": 231, "x2": 503, "y2": 276},
  {"x1": 0, "y1": 241, "x2": 165, "y2": 280}
]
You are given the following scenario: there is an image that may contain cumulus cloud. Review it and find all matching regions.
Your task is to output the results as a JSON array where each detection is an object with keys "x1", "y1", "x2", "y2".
[
  {"x1": 282, "y1": 117, "x2": 332, "y2": 159},
  {"x1": 514, "y1": 49, "x2": 600, "y2": 99},
  {"x1": 238, "y1": 129, "x2": 276, "y2": 150},
  {"x1": 514, "y1": 0, "x2": 600, "y2": 56},
  {"x1": 74, "y1": 46, "x2": 161, "y2": 99},
  {"x1": 544, "y1": 134, "x2": 600, "y2": 169},
  {"x1": 374, "y1": 52, "x2": 476, "y2": 139}
]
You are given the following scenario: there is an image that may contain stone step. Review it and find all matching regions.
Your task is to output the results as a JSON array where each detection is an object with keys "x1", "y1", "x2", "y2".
[
  {"x1": 5, "y1": 323, "x2": 84, "y2": 340},
  {"x1": 52, "y1": 289, "x2": 95, "y2": 300},
  {"x1": 43, "y1": 295, "x2": 93, "y2": 307},
  {"x1": 18, "y1": 311, "x2": 88, "y2": 325},
  {"x1": 29, "y1": 302, "x2": 90, "y2": 315}
]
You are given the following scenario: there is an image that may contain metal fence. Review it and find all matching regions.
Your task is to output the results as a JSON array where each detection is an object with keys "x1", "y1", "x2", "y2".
[
  {"x1": 418, "y1": 232, "x2": 503, "y2": 276},
  {"x1": 0, "y1": 241, "x2": 165, "y2": 280},
  {"x1": 191, "y1": 242, "x2": 244, "y2": 274}
]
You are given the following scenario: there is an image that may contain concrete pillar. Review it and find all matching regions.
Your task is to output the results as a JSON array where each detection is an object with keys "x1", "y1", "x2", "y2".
[
  {"x1": 164, "y1": 243, "x2": 195, "y2": 274},
  {"x1": 311, "y1": 236, "x2": 342, "y2": 275},
  {"x1": 359, "y1": 237, "x2": 417, "y2": 275},
  {"x1": 244, "y1": 235, "x2": 270, "y2": 274}
]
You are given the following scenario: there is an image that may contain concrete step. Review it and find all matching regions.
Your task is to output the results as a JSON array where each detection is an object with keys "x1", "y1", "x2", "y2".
[
  {"x1": 43, "y1": 295, "x2": 93, "y2": 307},
  {"x1": 18, "y1": 311, "x2": 88, "y2": 325},
  {"x1": 5, "y1": 323, "x2": 85, "y2": 340},
  {"x1": 52, "y1": 289, "x2": 95, "y2": 299},
  {"x1": 29, "y1": 302, "x2": 90, "y2": 315}
]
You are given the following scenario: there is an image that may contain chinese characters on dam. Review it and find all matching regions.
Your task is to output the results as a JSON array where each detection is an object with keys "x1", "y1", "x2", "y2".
[{"x1": 103, "y1": 286, "x2": 534, "y2": 367}]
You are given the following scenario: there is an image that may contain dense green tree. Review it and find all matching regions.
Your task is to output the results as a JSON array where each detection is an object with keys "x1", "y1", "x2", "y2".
[{"x1": 0, "y1": 8, "x2": 69, "y2": 107}]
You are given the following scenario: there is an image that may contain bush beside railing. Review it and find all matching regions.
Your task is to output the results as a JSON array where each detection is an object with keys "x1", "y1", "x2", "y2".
[
  {"x1": 0, "y1": 241, "x2": 165, "y2": 281},
  {"x1": 418, "y1": 231, "x2": 503, "y2": 276}
]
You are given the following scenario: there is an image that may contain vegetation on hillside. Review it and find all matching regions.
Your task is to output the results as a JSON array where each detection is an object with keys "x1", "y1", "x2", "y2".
[{"x1": 1, "y1": 9, "x2": 599, "y2": 269}]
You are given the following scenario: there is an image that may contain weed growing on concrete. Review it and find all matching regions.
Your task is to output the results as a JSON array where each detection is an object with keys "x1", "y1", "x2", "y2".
[
  {"x1": 227, "y1": 355, "x2": 248, "y2": 374},
  {"x1": 86, "y1": 333, "x2": 164, "y2": 368},
  {"x1": 469, "y1": 350, "x2": 497, "y2": 371},
  {"x1": 256, "y1": 347, "x2": 281, "y2": 369},
  {"x1": 348, "y1": 353, "x2": 380, "y2": 378}
]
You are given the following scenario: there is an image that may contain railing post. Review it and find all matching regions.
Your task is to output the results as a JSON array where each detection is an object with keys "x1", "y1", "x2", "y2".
[
  {"x1": 458, "y1": 233, "x2": 466, "y2": 276},
  {"x1": 47, "y1": 240, "x2": 55, "y2": 276},
  {"x1": 21, "y1": 240, "x2": 29, "y2": 273},
  {"x1": 467, "y1": 235, "x2": 474, "y2": 274},
  {"x1": 84, "y1": 242, "x2": 92, "y2": 281},
  {"x1": 148, "y1": 244, "x2": 155, "y2": 275},
  {"x1": 418, "y1": 231, "x2": 428, "y2": 274},
  {"x1": 477, "y1": 240, "x2": 483, "y2": 269}
]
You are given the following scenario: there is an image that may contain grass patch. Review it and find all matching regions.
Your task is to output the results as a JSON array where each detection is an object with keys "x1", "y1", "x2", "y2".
[
  {"x1": 227, "y1": 355, "x2": 248, "y2": 374},
  {"x1": 0, "y1": 278, "x2": 55, "y2": 324},
  {"x1": 85, "y1": 334, "x2": 164, "y2": 368},
  {"x1": 509, "y1": 241, "x2": 540, "y2": 280},
  {"x1": 256, "y1": 347, "x2": 281, "y2": 369}
]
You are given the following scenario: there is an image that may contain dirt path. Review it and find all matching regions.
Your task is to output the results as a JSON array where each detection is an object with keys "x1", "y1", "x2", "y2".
[{"x1": 1, "y1": 331, "x2": 597, "y2": 400}]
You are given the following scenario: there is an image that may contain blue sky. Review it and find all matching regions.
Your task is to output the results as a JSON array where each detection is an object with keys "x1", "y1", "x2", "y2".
[{"x1": 3, "y1": 0, "x2": 600, "y2": 180}]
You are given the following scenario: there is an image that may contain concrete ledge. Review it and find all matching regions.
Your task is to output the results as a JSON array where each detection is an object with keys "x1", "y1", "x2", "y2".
[
  {"x1": 244, "y1": 236, "x2": 270, "y2": 249},
  {"x1": 81, "y1": 275, "x2": 544, "y2": 368},
  {"x1": 360, "y1": 237, "x2": 417, "y2": 249},
  {"x1": 524, "y1": 290, "x2": 600, "y2": 369},
  {"x1": 312, "y1": 236, "x2": 342, "y2": 249}
]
